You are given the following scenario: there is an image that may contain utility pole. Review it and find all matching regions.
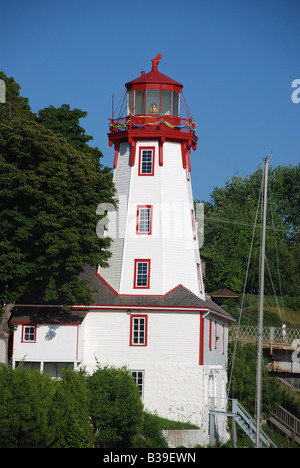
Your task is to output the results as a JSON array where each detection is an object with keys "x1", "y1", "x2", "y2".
[{"x1": 255, "y1": 157, "x2": 269, "y2": 448}]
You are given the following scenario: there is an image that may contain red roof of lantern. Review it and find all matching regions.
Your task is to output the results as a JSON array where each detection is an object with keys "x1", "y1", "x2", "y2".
[{"x1": 125, "y1": 54, "x2": 183, "y2": 90}]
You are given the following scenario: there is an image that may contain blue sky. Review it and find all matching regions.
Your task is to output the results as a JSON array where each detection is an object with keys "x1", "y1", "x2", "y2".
[{"x1": 1, "y1": 0, "x2": 299, "y2": 202}]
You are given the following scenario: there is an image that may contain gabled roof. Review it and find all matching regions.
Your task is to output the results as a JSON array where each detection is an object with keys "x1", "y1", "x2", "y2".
[{"x1": 209, "y1": 288, "x2": 239, "y2": 298}]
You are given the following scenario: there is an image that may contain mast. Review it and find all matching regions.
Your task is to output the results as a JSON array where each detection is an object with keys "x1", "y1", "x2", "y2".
[{"x1": 255, "y1": 156, "x2": 269, "y2": 448}]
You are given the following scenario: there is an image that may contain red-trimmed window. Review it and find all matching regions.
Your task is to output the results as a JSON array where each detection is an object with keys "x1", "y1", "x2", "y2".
[
  {"x1": 138, "y1": 147, "x2": 155, "y2": 176},
  {"x1": 191, "y1": 210, "x2": 196, "y2": 239},
  {"x1": 222, "y1": 324, "x2": 225, "y2": 354},
  {"x1": 215, "y1": 321, "x2": 218, "y2": 349},
  {"x1": 130, "y1": 315, "x2": 148, "y2": 346},
  {"x1": 136, "y1": 205, "x2": 152, "y2": 235},
  {"x1": 21, "y1": 325, "x2": 36, "y2": 343},
  {"x1": 197, "y1": 263, "x2": 203, "y2": 294},
  {"x1": 134, "y1": 259, "x2": 151, "y2": 289}
]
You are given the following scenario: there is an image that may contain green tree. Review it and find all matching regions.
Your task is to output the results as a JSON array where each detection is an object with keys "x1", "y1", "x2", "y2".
[
  {"x1": 0, "y1": 365, "x2": 54, "y2": 447},
  {"x1": 227, "y1": 342, "x2": 282, "y2": 416},
  {"x1": 0, "y1": 119, "x2": 114, "y2": 305},
  {"x1": 46, "y1": 369, "x2": 93, "y2": 448},
  {"x1": 201, "y1": 164, "x2": 299, "y2": 296},
  {"x1": 0, "y1": 72, "x2": 116, "y2": 308},
  {"x1": 0, "y1": 72, "x2": 34, "y2": 122},
  {"x1": 87, "y1": 366, "x2": 144, "y2": 448}
]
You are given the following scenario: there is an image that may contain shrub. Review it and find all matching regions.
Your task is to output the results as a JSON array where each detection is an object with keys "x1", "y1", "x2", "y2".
[{"x1": 87, "y1": 365, "x2": 144, "y2": 448}]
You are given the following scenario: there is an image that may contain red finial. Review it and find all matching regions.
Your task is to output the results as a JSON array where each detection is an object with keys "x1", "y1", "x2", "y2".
[{"x1": 151, "y1": 54, "x2": 162, "y2": 71}]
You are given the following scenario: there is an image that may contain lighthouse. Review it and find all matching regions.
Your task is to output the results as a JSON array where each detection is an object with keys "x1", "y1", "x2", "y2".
[
  {"x1": 10, "y1": 56, "x2": 234, "y2": 446},
  {"x1": 98, "y1": 54, "x2": 204, "y2": 299}
]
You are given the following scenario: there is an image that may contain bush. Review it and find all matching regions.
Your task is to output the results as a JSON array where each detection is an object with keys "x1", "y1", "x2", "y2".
[
  {"x1": 87, "y1": 365, "x2": 144, "y2": 448},
  {"x1": 134, "y1": 411, "x2": 168, "y2": 448},
  {"x1": 46, "y1": 368, "x2": 93, "y2": 448},
  {"x1": 0, "y1": 365, "x2": 54, "y2": 447},
  {"x1": 0, "y1": 364, "x2": 165, "y2": 448}
]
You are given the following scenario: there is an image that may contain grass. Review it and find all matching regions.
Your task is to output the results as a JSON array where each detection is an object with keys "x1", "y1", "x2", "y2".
[
  {"x1": 156, "y1": 416, "x2": 199, "y2": 430},
  {"x1": 225, "y1": 295, "x2": 300, "y2": 328}
]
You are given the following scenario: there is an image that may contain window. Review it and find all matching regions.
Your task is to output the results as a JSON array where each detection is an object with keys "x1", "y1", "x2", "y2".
[
  {"x1": 147, "y1": 89, "x2": 160, "y2": 114},
  {"x1": 197, "y1": 262, "x2": 203, "y2": 294},
  {"x1": 222, "y1": 324, "x2": 225, "y2": 355},
  {"x1": 134, "y1": 89, "x2": 146, "y2": 114},
  {"x1": 215, "y1": 321, "x2": 218, "y2": 349},
  {"x1": 173, "y1": 91, "x2": 180, "y2": 117},
  {"x1": 161, "y1": 89, "x2": 172, "y2": 115},
  {"x1": 191, "y1": 210, "x2": 196, "y2": 239},
  {"x1": 139, "y1": 147, "x2": 155, "y2": 176},
  {"x1": 134, "y1": 259, "x2": 151, "y2": 289},
  {"x1": 130, "y1": 315, "x2": 148, "y2": 346},
  {"x1": 136, "y1": 205, "x2": 152, "y2": 235},
  {"x1": 22, "y1": 325, "x2": 36, "y2": 342},
  {"x1": 131, "y1": 370, "x2": 144, "y2": 397}
]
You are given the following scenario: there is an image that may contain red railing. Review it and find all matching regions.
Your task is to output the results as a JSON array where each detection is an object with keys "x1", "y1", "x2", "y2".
[{"x1": 109, "y1": 114, "x2": 196, "y2": 134}]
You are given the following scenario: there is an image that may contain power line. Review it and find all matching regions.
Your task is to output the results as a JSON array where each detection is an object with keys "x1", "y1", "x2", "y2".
[{"x1": 204, "y1": 215, "x2": 298, "y2": 234}]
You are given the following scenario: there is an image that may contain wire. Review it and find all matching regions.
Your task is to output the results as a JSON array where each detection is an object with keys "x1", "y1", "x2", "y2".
[
  {"x1": 204, "y1": 215, "x2": 298, "y2": 234},
  {"x1": 228, "y1": 176, "x2": 264, "y2": 395}
]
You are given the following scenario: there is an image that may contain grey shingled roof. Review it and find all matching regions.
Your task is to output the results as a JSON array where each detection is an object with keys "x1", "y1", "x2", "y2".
[{"x1": 78, "y1": 266, "x2": 235, "y2": 322}]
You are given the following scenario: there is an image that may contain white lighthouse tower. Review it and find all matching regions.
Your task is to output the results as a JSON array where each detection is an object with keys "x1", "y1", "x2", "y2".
[{"x1": 98, "y1": 54, "x2": 204, "y2": 299}]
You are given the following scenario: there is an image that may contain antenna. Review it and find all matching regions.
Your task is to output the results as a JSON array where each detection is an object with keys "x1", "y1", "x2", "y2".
[{"x1": 112, "y1": 93, "x2": 115, "y2": 119}]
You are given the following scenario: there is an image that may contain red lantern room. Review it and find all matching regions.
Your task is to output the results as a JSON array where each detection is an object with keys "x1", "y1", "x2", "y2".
[{"x1": 108, "y1": 54, "x2": 198, "y2": 171}]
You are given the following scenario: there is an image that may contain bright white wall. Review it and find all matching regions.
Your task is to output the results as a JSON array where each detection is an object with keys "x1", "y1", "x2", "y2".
[{"x1": 12, "y1": 324, "x2": 81, "y2": 364}]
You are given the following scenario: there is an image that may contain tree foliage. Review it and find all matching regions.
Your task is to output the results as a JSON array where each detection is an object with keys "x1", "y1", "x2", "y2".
[
  {"x1": 87, "y1": 365, "x2": 144, "y2": 448},
  {"x1": 227, "y1": 342, "x2": 282, "y2": 416},
  {"x1": 0, "y1": 365, "x2": 156, "y2": 448},
  {"x1": 201, "y1": 164, "x2": 299, "y2": 296},
  {"x1": 0, "y1": 72, "x2": 115, "y2": 305}
]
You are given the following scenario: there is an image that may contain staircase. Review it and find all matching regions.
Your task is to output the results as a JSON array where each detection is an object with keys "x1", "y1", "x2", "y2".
[
  {"x1": 269, "y1": 405, "x2": 300, "y2": 445},
  {"x1": 209, "y1": 398, "x2": 277, "y2": 448},
  {"x1": 232, "y1": 400, "x2": 276, "y2": 448}
]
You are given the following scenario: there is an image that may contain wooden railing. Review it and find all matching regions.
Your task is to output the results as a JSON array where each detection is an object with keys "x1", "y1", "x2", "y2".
[
  {"x1": 269, "y1": 406, "x2": 300, "y2": 445},
  {"x1": 229, "y1": 325, "x2": 300, "y2": 346}
]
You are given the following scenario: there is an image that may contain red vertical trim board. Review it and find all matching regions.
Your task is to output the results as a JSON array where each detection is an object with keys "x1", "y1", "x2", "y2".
[
  {"x1": 159, "y1": 137, "x2": 165, "y2": 166},
  {"x1": 130, "y1": 138, "x2": 136, "y2": 166},
  {"x1": 113, "y1": 142, "x2": 120, "y2": 169},
  {"x1": 209, "y1": 320, "x2": 212, "y2": 351},
  {"x1": 199, "y1": 313, "x2": 204, "y2": 365}
]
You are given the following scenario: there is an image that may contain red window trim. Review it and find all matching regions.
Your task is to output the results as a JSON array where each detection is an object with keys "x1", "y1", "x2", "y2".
[
  {"x1": 209, "y1": 320, "x2": 212, "y2": 351},
  {"x1": 133, "y1": 259, "x2": 151, "y2": 289},
  {"x1": 199, "y1": 313, "x2": 204, "y2": 365},
  {"x1": 21, "y1": 324, "x2": 37, "y2": 343},
  {"x1": 130, "y1": 314, "x2": 148, "y2": 346},
  {"x1": 215, "y1": 321, "x2": 217, "y2": 349},
  {"x1": 222, "y1": 324, "x2": 225, "y2": 355},
  {"x1": 191, "y1": 209, "x2": 196, "y2": 239},
  {"x1": 136, "y1": 205, "x2": 153, "y2": 235},
  {"x1": 138, "y1": 146, "x2": 155, "y2": 176},
  {"x1": 197, "y1": 262, "x2": 203, "y2": 294}
]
